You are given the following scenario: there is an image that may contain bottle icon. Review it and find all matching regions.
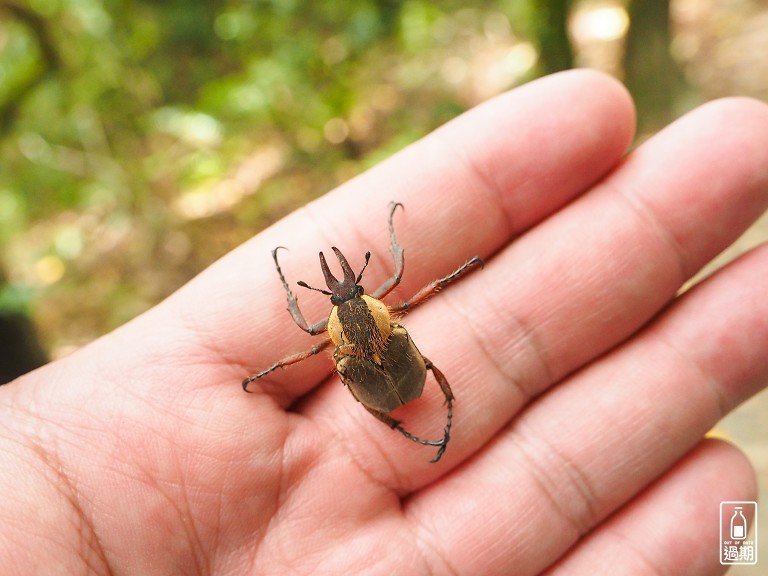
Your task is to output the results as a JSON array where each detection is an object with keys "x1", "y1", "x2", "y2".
[{"x1": 730, "y1": 506, "x2": 747, "y2": 540}]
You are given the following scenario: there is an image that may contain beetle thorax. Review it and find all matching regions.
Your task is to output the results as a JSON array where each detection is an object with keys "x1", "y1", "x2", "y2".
[{"x1": 328, "y1": 294, "x2": 391, "y2": 362}]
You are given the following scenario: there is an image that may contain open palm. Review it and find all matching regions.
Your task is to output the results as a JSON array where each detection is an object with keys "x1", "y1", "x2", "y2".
[{"x1": 3, "y1": 70, "x2": 768, "y2": 575}]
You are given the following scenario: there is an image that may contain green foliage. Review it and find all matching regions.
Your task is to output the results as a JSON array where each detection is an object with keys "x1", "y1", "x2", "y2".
[{"x1": 0, "y1": 0, "x2": 534, "y2": 351}]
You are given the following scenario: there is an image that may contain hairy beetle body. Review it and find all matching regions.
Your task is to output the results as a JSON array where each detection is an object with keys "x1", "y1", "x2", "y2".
[{"x1": 328, "y1": 294, "x2": 391, "y2": 362}]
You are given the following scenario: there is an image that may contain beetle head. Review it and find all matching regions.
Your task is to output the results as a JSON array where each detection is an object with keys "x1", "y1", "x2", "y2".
[{"x1": 298, "y1": 247, "x2": 370, "y2": 305}]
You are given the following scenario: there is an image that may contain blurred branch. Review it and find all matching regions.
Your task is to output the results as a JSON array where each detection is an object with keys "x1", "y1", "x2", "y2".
[
  {"x1": 530, "y1": 0, "x2": 574, "y2": 74},
  {"x1": 623, "y1": 0, "x2": 689, "y2": 133},
  {"x1": 0, "y1": 1, "x2": 61, "y2": 135}
]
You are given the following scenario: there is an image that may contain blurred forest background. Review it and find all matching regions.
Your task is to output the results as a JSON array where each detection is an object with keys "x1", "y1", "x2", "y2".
[
  {"x1": 1, "y1": 0, "x2": 767, "y2": 568},
  {"x1": 2, "y1": 0, "x2": 768, "y2": 366}
]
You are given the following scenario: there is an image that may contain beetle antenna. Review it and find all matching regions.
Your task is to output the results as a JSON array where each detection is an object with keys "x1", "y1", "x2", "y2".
[
  {"x1": 355, "y1": 251, "x2": 371, "y2": 284},
  {"x1": 297, "y1": 280, "x2": 332, "y2": 296}
]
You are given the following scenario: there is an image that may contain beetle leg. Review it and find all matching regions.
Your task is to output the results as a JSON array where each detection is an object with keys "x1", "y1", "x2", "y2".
[
  {"x1": 364, "y1": 406, "x2": 446, "y2": 447},
  {"x1": 389, "y1": 256, "x2": 483, "y2": 314},
  {"x1": 368, "y1": 358, "x2": 454, "y2": 463},
  {"x1": 420, "y1": 359, "x2": 454, "y2": 463},
  {"x1": 272, "y1": 247, "x2": 329, "y2": 335},
  {"x1": 371, "y1": 201, "x2": 405, "y2": 300},
  {"x1": 361, "y1": 405, "x2": 402, "y2": 429},
  {"x1": 242, "y1": 339, "x2": 332, "y2": 392},
  {"x1": 362, "y1": 401, "x2": 452, "y2": 462},
  {"x1": 424, "y1": 359, "x2": 455, "y2": 405}
]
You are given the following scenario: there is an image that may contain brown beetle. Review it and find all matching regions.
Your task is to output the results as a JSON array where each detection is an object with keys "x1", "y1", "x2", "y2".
[{"x1": 242, "y1": 202, "x2": 482, "y2": 462}]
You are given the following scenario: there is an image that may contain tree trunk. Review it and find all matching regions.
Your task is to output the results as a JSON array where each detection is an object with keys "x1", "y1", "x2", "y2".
[{"x1": 623, "y1": 0, "x2": 690, "y2": 134}]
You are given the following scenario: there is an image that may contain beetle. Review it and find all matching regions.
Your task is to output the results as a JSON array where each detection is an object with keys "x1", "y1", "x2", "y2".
[{"x1": 242, "y1": 202, "x2": 482, "y2": 462}]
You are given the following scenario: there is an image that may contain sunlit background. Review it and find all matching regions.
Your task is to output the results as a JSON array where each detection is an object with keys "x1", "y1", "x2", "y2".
[{"x1": 1, "y1": 0, "x2": 766, "y2": 569}]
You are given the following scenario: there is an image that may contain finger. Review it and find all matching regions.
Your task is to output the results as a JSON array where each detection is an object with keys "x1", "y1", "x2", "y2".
[
  {"x1": 307, "y1": 97, "x2": 768, "y2": 479},
  {"x1": 405, "y1": 243, "x2": 768, "y2": 575},
  {"x1": 148, "y1": 69, "x2": 634, "y2": 402},
  {"x1": 544, "y1": 439, "x2": 756, "y2": 576}
]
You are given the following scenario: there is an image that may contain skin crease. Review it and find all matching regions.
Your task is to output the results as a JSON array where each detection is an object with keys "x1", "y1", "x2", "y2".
[{"x1": 1, "y1": 70, "x2": 768, "y2": 575}]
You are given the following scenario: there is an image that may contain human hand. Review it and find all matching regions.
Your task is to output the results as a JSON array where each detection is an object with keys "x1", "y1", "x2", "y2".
[{"x1": 2, "y1": 70, "x2": 767, "y2": 575}]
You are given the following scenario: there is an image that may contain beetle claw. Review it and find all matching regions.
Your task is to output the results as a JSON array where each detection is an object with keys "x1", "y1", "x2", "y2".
[
  {"x1": 430, "y1": 440, "x2": 449, "y2": 464},
  {"x1": 394, "y1": 424, "x2": 449, "y2": 463},
  {"x1": 394, "y1": 424, "x2": 443, "y2": 447},
  {"x1": 394, "y1": 395, "x2": 453, "y2": 462}
]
